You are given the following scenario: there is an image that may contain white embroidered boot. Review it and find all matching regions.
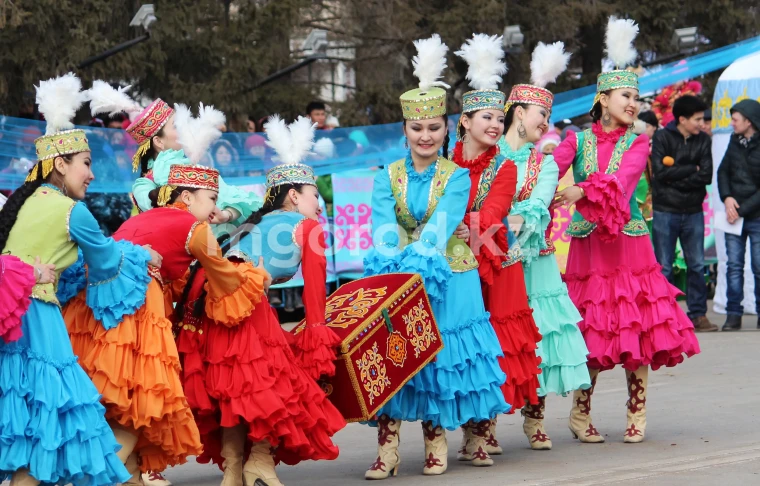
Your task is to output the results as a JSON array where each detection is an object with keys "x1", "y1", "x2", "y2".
[
  {"x1": 522, "y1": 396, "x2": 552, "y2": 450},
  {"x1": 243, "y1": 441, "x2": 283, "y2": 486},
  {"x1": 221, "y1": 425, "x2": 247, "y2": 486},
  {"x1": 421, "y1": 421, "x2": 448, "y2": 475},
  {"x1": 484, "y1": 417, "x2": 503, "y2": 455},
  {"x1": 467, "y1": 420, "x2": 494, "y2": 467},
  {"x1": 125, "y1": 453, "x2": 145, "y2": 486},
  {"x1": 456, "y1": 421, "x2": 474, "y2": 461},
  {"x1": 365, "y1": 415, "x2": 402, "y2": 480},
  {"x1": 624, "y1": 366, "x2": 649, "y2": 443},
  {"x1": 568, "y1": 368, "x2": 605, "y2": 443}
]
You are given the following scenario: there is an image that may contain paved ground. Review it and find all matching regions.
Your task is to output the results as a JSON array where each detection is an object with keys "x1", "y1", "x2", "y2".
[{"x1": 156, "y1": 305, "x2": 760, "y2": 485}]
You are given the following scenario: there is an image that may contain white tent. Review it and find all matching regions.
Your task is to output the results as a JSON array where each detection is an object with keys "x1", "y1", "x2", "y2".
[{"x1": 711, "y1": 50, "x2": 760, "y2": 315}]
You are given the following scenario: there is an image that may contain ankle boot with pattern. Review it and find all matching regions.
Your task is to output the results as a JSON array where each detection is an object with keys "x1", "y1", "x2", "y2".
[
  {"x1": 456, "y1": 421, "x2": 474, "y2": 461},
  {"x1": 624, "y1": 367, "x2": 648, "y2": 443},
  {"x1": 568, "y1": 368, "x2": 604, "y2": 443},
  {"x1": 365, "y1": 415, "x2": 401, "y2": 480},
  {"x1": 467, "y1": 420, "x2": 494, "y2": 467},
  {"x1": 523, "y1": 396, "x2": 552, "y2": 450},
  {"x1": 243, "y1": 442, "x2": 283, "y2": 486},
  {"x1": 125, "y1": 453, "x2": 145, "y2": 486},
  {"x1": 484, "y1": 417, "x2": 503, "y2": 455},
  {"x1": 421, "y1": 421, "x2": 448, "y2": 475}
]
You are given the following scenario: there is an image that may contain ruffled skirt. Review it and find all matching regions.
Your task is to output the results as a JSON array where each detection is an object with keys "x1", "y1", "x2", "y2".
[
  {"x1": 483, "y1": 262, "x2": 542, "y2": 410},
  {"x1": 0, "y1": 300, "x2": 130, "y2": 485},
  {"x1": 64, "y1": 279, "x2": 203, "y2": 472},
  {"x1": 563, "y1": 233, "x2": 700, "y2": 371},
  {"x1": 524, "y1": 254, "x2": 590, "y2": 396},
  {"x1": 0, "y1": 255, "x2": 35, "y2": 342},
  {"x1": 375, "y1": 269, "x2": 510, "y2": 429},
  {"x1": 178, "y1": 268, "x2": 345, "y2": 468}
]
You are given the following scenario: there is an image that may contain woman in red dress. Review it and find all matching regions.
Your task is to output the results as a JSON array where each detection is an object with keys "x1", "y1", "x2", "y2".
[{"x1": 451, "y1": 33, "x2": 542, "y2": 458}]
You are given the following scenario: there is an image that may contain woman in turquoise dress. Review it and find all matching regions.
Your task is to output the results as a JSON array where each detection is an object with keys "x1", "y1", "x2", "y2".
[
  {"x1": 498, "y1": 42, "x2": 591, "y2": 450},
  {"x1": 363, "y1": 35, "x2": 509, "y2": 480},
  {"x1": 0, "y1": 74, "x2": 159, "y2": 486}
]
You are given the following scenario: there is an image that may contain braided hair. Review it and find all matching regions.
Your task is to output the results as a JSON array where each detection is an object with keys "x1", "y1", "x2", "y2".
[
  {"x1": 139, "y1": 126, "x2": 166, "y2": 176},
  {"x1": 0, "y1": 156, "x2": 71, "y2": 252},
  {"x1": 175, "y1": 182, "x2": 306, "y2": 321}
]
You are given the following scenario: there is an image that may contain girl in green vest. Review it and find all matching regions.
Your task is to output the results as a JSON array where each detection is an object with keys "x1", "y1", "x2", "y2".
[
  {"x1": 553, "y1": 17, "x2": 699, "y2": 444},
  {"x1": 0, "y1": 74, "x2": 160, "y2": 486}
]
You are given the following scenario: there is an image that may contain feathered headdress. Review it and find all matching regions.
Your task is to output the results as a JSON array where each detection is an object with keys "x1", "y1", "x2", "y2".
[
  {"x1": 504, "y1": 41, "x2": 570, "y2": 113},
  {"x1": 400, "y1": 34, "x2": 450, "y2": 120},
  {"x1": 29, "y1": 73, "x2": 91, "y2": 182},
  {"x1": 593, "y1": 16, "x2": 640, "y2": 109},
  {"x1": 530, "y1": 41, "x2": 571, "y2": 88},
  {"x1": 262, "y1": 115, "x2": 318, "y2": 201},
  {"x1": 87, "y1": 81, "x2": 142, "y2": 120},
  {"x1": 456, "y1": 34, "x2": 507, "y2": 91},
  {"x1": 173, "y1": 102, "x2": 226, "y2": 165}
]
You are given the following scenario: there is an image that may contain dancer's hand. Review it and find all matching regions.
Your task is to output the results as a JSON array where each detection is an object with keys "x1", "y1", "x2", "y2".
[
  {"x1": 255, "y1": 256, "x2": 273, "y2": 293},
  {"x1": 33, "y1": 256, "x2": 56, "y2": 284},
  {"x1": 555, "y1": 185, "x2": 585, "y2": 206},
  {"x1": 507, "y1": 215, "x2": 524, "y2": 236},
  {"x1": 454, "y1": 222, "x2": 470, "y2": 241},
  {"x1": 142, "y1": 245, "x2": 163, "y2": 269}
]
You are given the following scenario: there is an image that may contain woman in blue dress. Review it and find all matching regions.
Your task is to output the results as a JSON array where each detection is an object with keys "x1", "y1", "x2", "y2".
[
  {"x1": 362, "y1": 34, "x2": 509, "y2": 479},
  {"x1": 0, "y1": 74, "x2": 160, "y2": 486}
]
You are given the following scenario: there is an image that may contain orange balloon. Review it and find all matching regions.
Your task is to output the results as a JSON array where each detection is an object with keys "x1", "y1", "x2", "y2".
[{"x1": 663, "y1": 156, "x2": 675, "y2": 166}]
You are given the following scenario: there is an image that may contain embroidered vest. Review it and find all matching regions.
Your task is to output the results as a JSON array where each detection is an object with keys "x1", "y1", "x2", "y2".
[
  {"x1": 3, "y1": 186, "x2": 78, "y2": 305},
  {"x1": 388, "y1": 158, "x2": 477, "y2": 273},
  {"x1": 566, "y1": 129, "x2": 649, "y2": 238},
  {"x1": 514, "y1": 148, "x2": 556, "y2": 256},
  {"x1": 228, "y1": 211, "x2": 307, "y2": 284}
]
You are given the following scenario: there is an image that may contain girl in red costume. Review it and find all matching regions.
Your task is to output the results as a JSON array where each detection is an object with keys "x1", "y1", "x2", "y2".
[
  {"x1": 451, "y1": 33, "x2": 542, "y2": 458},
  {"x1": 176, "y1": 115, "x2": 344, "y2": 486}
]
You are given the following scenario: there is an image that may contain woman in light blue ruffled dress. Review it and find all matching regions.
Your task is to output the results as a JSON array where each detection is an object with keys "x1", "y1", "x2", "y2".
[{"x1": 362, "y1": 35, "x2": 509, "y2": 480}]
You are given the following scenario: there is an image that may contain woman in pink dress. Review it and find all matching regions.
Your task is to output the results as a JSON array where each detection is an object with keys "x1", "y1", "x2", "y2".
[{"x1": 552, "y1": 17, "x2": 699, "y2": 444}]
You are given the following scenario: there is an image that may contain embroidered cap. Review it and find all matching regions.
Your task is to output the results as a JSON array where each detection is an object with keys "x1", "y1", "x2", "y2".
[
  {"x1": 400, "y1": 34, "x2": 450, "y2": 120},
  {"x1": 126, "y1": 99, "x2": 175, "y2": 172}
]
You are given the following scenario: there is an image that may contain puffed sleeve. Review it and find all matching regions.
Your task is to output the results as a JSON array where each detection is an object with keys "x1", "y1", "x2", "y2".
[
  {"x1": 363, "y1": 168, "x2": 403, "y2": 276},
  {"x1": 511, "y1": 156, "x2": 559, "y2": 265},
  {"x1": 132, "y1": 175, "x2": 157, "y2": 212},
  {"x1": 575, "y1": 134, "x2": 649, "y2": 242},
  {"x1": 69, "y1": 202, "x2": 152, "y2": 330},
  {"x1": 552, "y1": 131, "x2": 579, "y2": 179},
  {"x1": 0, "y1": 255, "x2": 36, "y2": 342},
  {"x1": 217, "y1": 175, "x2": 263, "y2": 225},
  {"x1": 56, "y1": 249, "x2": 86, "y2": 306},
  {"x1": 188, "y1": 221, "x2": 268, "y2": 326},
  {"x1": 466, "y1": 162, "x2": 515, "y2": 285},
  {"x1": 291, "y1": 218, "x2": 340, "y2": 380},
  {"x1": 393, "y1": 168, "x2": 470, "y2": 303}
]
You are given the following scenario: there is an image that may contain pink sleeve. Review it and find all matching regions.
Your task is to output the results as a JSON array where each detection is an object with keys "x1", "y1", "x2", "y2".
[
  {"x1": 551, "y1": 131, "x2": 579, "y2": 180},
  {"x1": 0, "y1": 256, "x2": 36, "y2": 342},
  {"x1": 575, "y1": 134, "x2": 650, "y2": 242}
]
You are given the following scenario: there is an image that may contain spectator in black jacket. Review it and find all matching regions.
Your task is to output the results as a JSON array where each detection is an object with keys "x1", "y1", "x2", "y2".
[
  {"x1": 717, "y1": 98, "x2": 760, "y2": 331},
  {"x1": 651, "y1": 95, "x2": 717, "y2": 332}
]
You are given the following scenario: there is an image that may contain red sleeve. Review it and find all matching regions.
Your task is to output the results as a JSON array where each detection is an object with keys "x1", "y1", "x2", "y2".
[
  {"x1": 296, "y1": 218, "x2": 327, "y2": 326},
  {"x1": 467, "y1": 161, "x2": 517, "y2": 285}
]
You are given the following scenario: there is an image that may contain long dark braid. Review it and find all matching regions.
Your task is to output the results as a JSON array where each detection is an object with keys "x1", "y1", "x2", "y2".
[
  {"x1": 0, "y1": 161, "x2": 57, "y2": 251},
  {"x1": 175, "y1": 183, "x2": 305, "y2": 320},
  {"x1": 442, "y1": 113, "x2": 451, "y2": 160}
]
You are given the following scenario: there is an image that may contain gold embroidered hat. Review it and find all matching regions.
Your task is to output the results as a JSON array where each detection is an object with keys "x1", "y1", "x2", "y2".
[
  {"x1": 156, "y1": 164, "x2": 220, "y2": 207},
  {"x1": 455, "y1": 34, "x2": 508, "y2": 115},
  {"x1": 262, "y1": 115, "x2": 317, "y2": 202},
  {"x1": 592, "y1": 16, "x2": 640, "y2": 110},
  {"x1": 29, "y1": 73, "x2": 90, "y2": 182},
  {"x1": 504, "y1": 42, "x2": 570, "y2": 113},
  {"x1": 400, "y1": 34, "x2": 450, "y2": 120}
]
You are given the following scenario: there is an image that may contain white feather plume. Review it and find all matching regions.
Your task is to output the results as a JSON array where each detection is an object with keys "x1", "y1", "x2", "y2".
[
  {"x1": 412, "y1": 34, "x2": 451, "y2": 91},
  {"x1": 605, "y1": 16, "x2": 639, "y2": 69},
  {"x1": 87, "y1": 80, "x2": 142, "y2": 119},
  {"x1": 264, "y1": 115, "x2": 316, "y2": 165},
  {"x1": 35, "y1": 72, "x2": 88, "y2": 135},
  {"x1": 455, "y1": 34, "x2": 507, "y2": 91},
  {"x1": 174, "y1": 102, "x2": 226, "y2": 165},
  {"x1": 313, "y1": 137, "x2": 336, "y2": 158},
  {"x1": 530, "y1": 41, "x2": 570, "y2": 88}
]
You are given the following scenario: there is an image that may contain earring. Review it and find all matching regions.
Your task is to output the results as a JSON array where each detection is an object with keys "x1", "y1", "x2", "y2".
[
  {"x1": 602, "y1": 110, "x2": 612, "y2": 126},
  {"x1": 404, "y1": 139, "x2": 409, "y2": 149},
  {"x1": 462, "y1": 133, "x2": 470, "y2": 144},
  {"x1": 517, "y1": 121, "x2": 527, "y2": 139},
  {"x1": 62, "y1": 181, "x2": 68, "y2": 197}
]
